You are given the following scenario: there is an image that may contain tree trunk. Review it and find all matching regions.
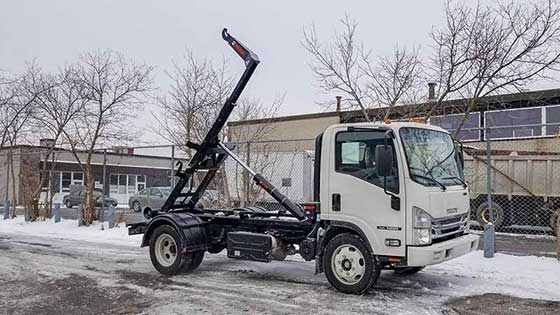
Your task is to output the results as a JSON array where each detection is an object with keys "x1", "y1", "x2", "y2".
[
  {"x1": 84, "y1": 160, "x2": 96, "y2": 225},
  {"x1": 9, "y1": 148, "x2": 17, "y2": 218}
]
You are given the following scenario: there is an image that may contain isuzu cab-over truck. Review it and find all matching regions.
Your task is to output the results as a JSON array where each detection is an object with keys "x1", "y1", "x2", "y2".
[{"x1": 128, "y1": 28, "x2": 479, "y2": 295}]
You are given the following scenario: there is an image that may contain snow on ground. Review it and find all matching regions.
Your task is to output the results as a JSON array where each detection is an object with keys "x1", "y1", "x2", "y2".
[
  {"x1": 0, "y1": 216, "x2": 142, "y2": 246},
  {"x1": 1, "y1": 216, "x2": 559, "y2": 310},
  {"x1": 427, "y1": 251, "x2": 560, "y2": 301}
]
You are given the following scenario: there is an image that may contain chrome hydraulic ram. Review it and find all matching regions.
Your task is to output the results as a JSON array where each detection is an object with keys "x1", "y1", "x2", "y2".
[{"x1": 218, "y1": 142, "x2": 307, "y2": 221}]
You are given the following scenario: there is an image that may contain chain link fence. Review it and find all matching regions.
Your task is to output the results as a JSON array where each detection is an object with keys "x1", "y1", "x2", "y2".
[{"x1": 1, "y1": 126, "x2": 557, "y2": 257}]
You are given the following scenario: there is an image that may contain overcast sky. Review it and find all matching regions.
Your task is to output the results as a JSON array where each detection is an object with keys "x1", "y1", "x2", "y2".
[{"x1": 1, "y1": 0, "x2": 451, "y2": 143}]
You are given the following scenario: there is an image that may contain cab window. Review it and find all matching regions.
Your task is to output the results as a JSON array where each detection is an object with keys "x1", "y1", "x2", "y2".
[{"x1": 335, "y1": 130, "x2": 399, "y2": 193}]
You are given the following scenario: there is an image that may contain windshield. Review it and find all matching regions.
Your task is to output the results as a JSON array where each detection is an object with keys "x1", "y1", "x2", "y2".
[
  {"x1": 160, "y1": 188, "x2": 172, "y2": 195},
  {"x1": 399, "y1": 127, "x2": 463, "y2": 187}
]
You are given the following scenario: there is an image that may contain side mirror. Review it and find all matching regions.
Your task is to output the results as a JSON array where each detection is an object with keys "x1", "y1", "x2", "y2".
[{"x1": 375, "y1": 145, "x2": 394, "y2": 177}]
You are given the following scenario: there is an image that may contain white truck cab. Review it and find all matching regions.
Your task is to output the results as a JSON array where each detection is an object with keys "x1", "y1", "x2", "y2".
[{"x1": 318, "y1": 121, "x2": 479, "y2": 272}]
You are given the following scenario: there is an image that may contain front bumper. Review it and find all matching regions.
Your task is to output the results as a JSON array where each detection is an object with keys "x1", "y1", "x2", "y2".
[{"x1": 406, "y1": 233, "x2": 479, "y2": 267}]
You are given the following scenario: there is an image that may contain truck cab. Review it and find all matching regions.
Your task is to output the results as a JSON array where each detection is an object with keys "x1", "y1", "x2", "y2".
[{"x1": 316, "y1": 122, "x2": 478, "y2": 273}]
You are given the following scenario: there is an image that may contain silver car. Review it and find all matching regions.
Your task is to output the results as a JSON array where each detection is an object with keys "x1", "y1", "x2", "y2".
[{"x1": 128, "y1": 187, "x2": 171, "y2": 212}]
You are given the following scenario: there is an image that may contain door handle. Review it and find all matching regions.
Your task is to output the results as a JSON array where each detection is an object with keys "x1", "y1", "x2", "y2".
[{"x1": 332, "y1": 193, "x2": 341, "y2": 212}]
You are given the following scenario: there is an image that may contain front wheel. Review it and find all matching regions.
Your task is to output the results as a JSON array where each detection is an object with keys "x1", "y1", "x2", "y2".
[
  {"x1": 323, "y1": 233, "x2": 379, "y2": 295},
  {"x1": 65, "y1": 200, "x2": 72, "y2": 209}
]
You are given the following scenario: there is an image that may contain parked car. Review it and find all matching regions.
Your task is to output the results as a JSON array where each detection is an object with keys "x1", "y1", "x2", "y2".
[
  {"x1": 128, "y1": 187, "x2": 220, "y2": 212},
  {"x1": 63, "y1": 187, "x2": 118, "y2": 208},
  {"x1": 128, "y1": 187, "x2": 172, "y2": 212}
]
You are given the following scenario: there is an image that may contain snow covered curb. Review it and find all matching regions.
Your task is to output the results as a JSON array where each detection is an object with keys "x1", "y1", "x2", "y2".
[{"x1": 0, "y1": 216, "x2": 142, "y2": 246}]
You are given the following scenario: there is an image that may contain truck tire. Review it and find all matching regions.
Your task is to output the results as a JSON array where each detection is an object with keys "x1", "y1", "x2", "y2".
[
  {"x1": 475, "y1": 201, "x2": 504, "y2": 228},
  {"x1": 149, "y1": 225, "x2": 191, "y2": 276},
  {"x1": 323, "y1": 233, "x2": 379, "y2": 295},
  {"x1": 183, "y1": 251, "x2": 205, "y2": 272},
  {"x1": 393, "y1": 266, "x2": 424, "y2": 275},
  {"x1": 65, "y1": 200, "x2": 73, "y2": 209}
]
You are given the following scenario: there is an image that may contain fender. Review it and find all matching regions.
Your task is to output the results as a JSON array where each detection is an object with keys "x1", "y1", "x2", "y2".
[
  {"x1": 141, "y1": 212, "x2": 209, "y2": 253},
  {"x1": 315, "y1": 220, "x2": 375, "y2": 274}
]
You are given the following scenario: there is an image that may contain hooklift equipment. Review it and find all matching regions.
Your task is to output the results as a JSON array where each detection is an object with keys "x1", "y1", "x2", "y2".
[
  {"x1": 128, "y1": 28, "x2": 480, "y2": 295},
  {"x1": 128, "y1": 28, "x2": 315, "y2": 277}
]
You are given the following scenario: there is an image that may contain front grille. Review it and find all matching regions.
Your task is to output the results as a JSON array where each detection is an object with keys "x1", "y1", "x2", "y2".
[{"x1": 432, "y1": 214, "x2": 468, "y2": 242}]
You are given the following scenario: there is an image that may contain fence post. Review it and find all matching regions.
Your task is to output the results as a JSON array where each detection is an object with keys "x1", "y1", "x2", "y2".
[
  {"x1": 108, "y1": 205, "x2": 115, "y2": 229},
  {"x1": 53, "y1": 202, "x2": 61, "y2": 223},
  {"x1": 2, "y1": 200, "x2": 8, "y2": 220},
  {"x1": 484, "y1": 125, "x2": 495, "y2": 258},
  {"x1": 78, "y1": 203, "x2": 84, "y2": 226},
  {"x1": 244, "y1": 142, "x2": 251, "y2": 207}
]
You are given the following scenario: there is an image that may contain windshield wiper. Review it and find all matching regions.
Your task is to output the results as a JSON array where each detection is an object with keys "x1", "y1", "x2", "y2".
[
  {"x1": 411, "y1": 173, "x2": 446, "y2": 191},
  {"x1": 442, "y1": 176, "x2": 467, "y2": 188},
  {"x1": 427, "y1": 149, "x2": 455, "y2": 177}
]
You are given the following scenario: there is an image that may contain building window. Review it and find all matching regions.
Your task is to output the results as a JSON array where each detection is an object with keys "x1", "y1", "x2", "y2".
[
  {"x1": 110, "y1": 174, "x2": 118, "y2": 194},
  {"x1": 429, "y1": 113, "x2": 480, "y2": 141},
  {"x1": 72, "y1": 172, "x2": 83, "y2": 185},
  {"x1": 110, "y1": 173, "x2": 145, "y2": 194},
  {"x1": 61, "y1": 172, "x2": 72, "y2": 190},
  {"x1": 546, "y1": 105, "x2": 560, "y2": 135},
  {"x1": 485, "y1": 107, "x2": 542, "y2": 139},
  {"x1": 118, "y1": 175, "x2": 127, "y2": 194},
  {"x1": 137, "y1": 175, "x2": 146, "y2": 191}
]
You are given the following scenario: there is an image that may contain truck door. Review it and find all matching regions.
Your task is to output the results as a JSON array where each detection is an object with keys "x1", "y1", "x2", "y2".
[{"x1": 325, "y1": 128, "x2": 406, "y2": 257}]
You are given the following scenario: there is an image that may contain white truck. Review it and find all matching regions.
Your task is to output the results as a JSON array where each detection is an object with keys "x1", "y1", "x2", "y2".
[{"x1": 129, "y1": 28, "x2": 479, "y2": 295}]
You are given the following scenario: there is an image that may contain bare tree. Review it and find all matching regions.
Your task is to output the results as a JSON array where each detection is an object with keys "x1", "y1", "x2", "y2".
[
  {"x1": 0, "y1": 64, "x2": 50, "y2": 217},
  {"x1": 154, "y1": 51, "x2": 232, "y2": 157},
  {"x1": 64, "y1": 51, "x2": 153, "y2": 225},
  {"x1": 154, "y1": 50, "x2": 282, "y2": 207},
  {"x1": 303, "y1": 16, "x2": 424, "y2": 121},
  {"x1": 24, "y1": 66, "x2": 86, "y2": 219},
  {"x1": 428, "y1": 0, "x2": 560, "y2": 135},
  {"x1": 362, "y1": 46, "x2": 424, "y2": 120}
]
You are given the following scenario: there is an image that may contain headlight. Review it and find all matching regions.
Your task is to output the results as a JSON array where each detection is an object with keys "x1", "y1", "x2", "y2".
[
  {"x1": 413, "y1": 206, "x2": 432, "y2": 229},
  {"x1": 413, "y1": 206, "x2": 432, "y2": 245}
]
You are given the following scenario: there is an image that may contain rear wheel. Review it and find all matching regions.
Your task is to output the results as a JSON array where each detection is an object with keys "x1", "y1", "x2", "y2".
[
  {"x1": 183, "y1": 251, "x2": 205, "y2": 272},
  {"x1": 476, "y1": 201, "x2": 504, "y2": 228},
  {"x1": 132, "y1": 201, "x2": 141, "y2": 212},
  {"x1": 149, "y1": 225, "x2": 191, "y2": 275},
  {"x1": 323, "y1": 233, "x2": 379, "y2": 295}
]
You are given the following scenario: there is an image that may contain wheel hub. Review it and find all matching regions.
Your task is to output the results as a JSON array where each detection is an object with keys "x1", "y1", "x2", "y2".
[
  {"x1": 331, "y1": 245, "x2": 366, "y2": 285},
  {"x1": 154, "y1": 233, "x2": 177, "y2": 267}
]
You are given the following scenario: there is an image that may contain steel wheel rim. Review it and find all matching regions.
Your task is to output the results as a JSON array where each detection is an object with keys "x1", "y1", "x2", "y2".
[
  {"x1": 331, "y1": 244, "x2": 366, "y2": 285},
  {"x1": 155, "y1": 233, "x2": 177, "y2": 267},
  {"x1": 481, "y1": 208, "x2": 499, "y2": 224},
  {"x1": 133, "y1": 202, "x2": 140, "y2": 211}
]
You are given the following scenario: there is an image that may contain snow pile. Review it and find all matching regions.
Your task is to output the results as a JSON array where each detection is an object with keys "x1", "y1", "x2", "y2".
[{"x1": 0, "y1": 216, "x2": 142, "y2": 246}]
